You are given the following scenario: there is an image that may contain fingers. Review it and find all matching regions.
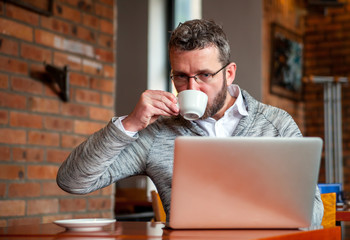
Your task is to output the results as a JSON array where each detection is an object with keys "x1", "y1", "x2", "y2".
[
  {"x1": 142, "y1": 90, "x2": 178, "y2": 115},
  {"x1": 122, "y1": 90, "x2": 179, "y2": 132}
]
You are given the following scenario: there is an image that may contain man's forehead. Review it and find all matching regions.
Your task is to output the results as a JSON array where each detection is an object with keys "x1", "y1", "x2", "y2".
[{"x1": 170, "y1": 47, "x2": 221, "y2": 68}]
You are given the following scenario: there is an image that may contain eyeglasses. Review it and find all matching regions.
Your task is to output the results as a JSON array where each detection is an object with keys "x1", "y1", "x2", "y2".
[{"x1": 170, "y1": 63, "x2": 229, "y2": 86}]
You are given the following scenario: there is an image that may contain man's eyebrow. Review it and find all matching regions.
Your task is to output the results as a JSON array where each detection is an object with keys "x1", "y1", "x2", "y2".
[
  {"x1": 171, "y1": 70, "x2": 186, "y2": 75},
  {"x1": 172, "y1": 68, "x2": 213, "y2": 75}
]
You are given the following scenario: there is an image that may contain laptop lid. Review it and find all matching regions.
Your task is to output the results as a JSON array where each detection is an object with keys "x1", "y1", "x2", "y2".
[{"x1": 169, "y1": 137, "x2": 322, "y2": 229}]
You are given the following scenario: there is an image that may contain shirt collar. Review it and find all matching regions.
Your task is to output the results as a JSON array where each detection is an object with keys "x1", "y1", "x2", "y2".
[
  {"x1": 228, "y1": 84, "x2": 249, "y2": 117},
  {"x1": 195, "y1": 84, "x2": 248, "y2": 124}
]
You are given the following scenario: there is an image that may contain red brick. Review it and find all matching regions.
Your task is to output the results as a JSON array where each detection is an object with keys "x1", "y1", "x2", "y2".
[
  {"x1": 83, "y1": 13, "x2": 99, "y2": 29},
  {"x1": 89, "y1": 107, "x2": 114, "y2": 122},
  {"x1": 44, "y1": 116, "x2": 73, "y2": 132},
  {"x1": 12, "y1": 147, "x2": 44, "y2": 162},
  {"x1": 0, "y1": 18, "x2": 33, "y2": 41},
  {"x1": 42, "y1": 214, "x2": 72, "y2": 224},
  {"x1": 0, "y1": 146, "x2": 10, "y2": 161},
  {"x1": 28, "y1": 96, "x2": 60, "y2": 114},
  {"x1": 27, "y1": 199, "x2": 58, "y2": 215},
  {"x1": 99, "y1": 0, "x2": 114, "y2": 6},
  {"x1": 35, "y1": 29, "x2": 57, "y2": 48},
  {"x1": 75, "y1": 89, "x2": 100, "y2": 105},
  {"x1": 0, "y1": 128, "x2": 26, "y2": 144},
  {"x1": 8, "y1": 182, "x2": 41, "y2": 197},
  {"x1": 85, "y1": 190, "x2": 100, "y2": 196},
  {"x1": 61, "y1": 134, "x2": 86, "y2": 148},
  {"x1": 90, "y1": 78, "x2": 114, "y2": 92},
  {"x1": 60, "y1": 198, "x2": 87, "y2": 212},
  {"x1": 8, "y1": 217, "x2": 41, "y2": 226},
  {"x1": 47, "y1": 148, "x2": 70, "y2": 164},
  {"x1": 0, "y1": 110, "x2": 8, "y2": 124},
  {"x1": 95, "y1": 3, "x2": 113, "y2": 20},
  {"x1": 0, "y1": 164, "x2": 25, "y2": 180},
  {"x1": 74, "y1": 25, "x2": 96, "y2": 43},
  {"x1": 40, "y1": 16, "x2": 71, "y2": 35},
  {"x1": 100, "y1": 19, "x2": 113, "y2": 35},
  {"x1": 10, "y1": 112, "x2": 43, "y2": 129},
  {"x1": 74, "y1": 212, "x2": 100, "y2": 219},
  {"x1": 0, "y1": 56, "x2": 28, "y2": 75},
  {"x1": 101, "y1": 211, "x2": 113, "y2": 219},
  {"x1": 101, "y1": 185, "x2": 113, "y2": 196},
  {"x1": 0, "y1": 92, "x2": 26, "y2": 110},
  {"x1": 0, "y1": 200, "x2": 25, "y2": 217},
  {"x1": 11, "y1": 76, "x2": 43, "y2": 94},
  {"x1": 54, "y1": 52, "x2": 81, "y2": 71},
  {"x1": 98, "y1": 34, "x2": 113, "y2": 49},
  {"x1": 27, "y1": 165, "x2": 59, "y2": 180},
  {"x1": 0, "y1": 73, "x2": 8, "y2": 89},
  {"x1": 70, "y1": 72, "x2": 89, "y2": 87},
  {"x1": 103, "y1": 64, "x2": 114, "y2": 78},
  {"x1": 28, "y1": 131, "x2": 59, "y2": 146},
  {"x1": 54, "y1": 3, "x2": 81, "y2": 23},
  {"x1": 0, "y1": 219, "x2": 6, "y2": 228},
  {"x1": 61, "y1": 102, "x2": 88, "y2": 117},
  {"x1": 5, "y1": 4, "x2": 39, "y2": 25},
  {"x1": 21, "y1": 43, "x2": 52, "y2": 62},
  {"x1": 88, "y1": 197, "x2": 112, "y2": 211},
  {"x1": 61, "y1": 0, "x2": 93, "y2": 12},
  {"x1": 328, "y1": 7, "x2": 347, "y2": 16},
  {"x1": 82, "y1": 59, "x2": 102, "y2": 75},
  {"x1": 102, "y1": 93, "x2": 113, "y2": 107},
  {"x1": 0, "y1": 37, "x2": 19, "y2": 56},
  {"x1": 30, "y1": 62, "x2": 46, "y2": 74},
  {"x1": 42, "y1": 182, "x2": 69, "y2": 196},
  {"x1": 95, "y1": 48, "x2": 114, "y2": 62},
  {"x1": 74, "y1": 120, "x2": 104, "y2": 135},
  {"x1": 0, "y1": 183, "x2": 6, "y2": 197}
]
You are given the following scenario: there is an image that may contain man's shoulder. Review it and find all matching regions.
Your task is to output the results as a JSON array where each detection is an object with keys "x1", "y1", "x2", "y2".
[{"x1": 241, "y1": 89, "x2": 293, "y2": 121}]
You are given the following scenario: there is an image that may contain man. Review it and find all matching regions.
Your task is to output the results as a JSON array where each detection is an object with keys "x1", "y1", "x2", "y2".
[{"x1": 57, "y1": 19, "x2": 323, "y2": 225}]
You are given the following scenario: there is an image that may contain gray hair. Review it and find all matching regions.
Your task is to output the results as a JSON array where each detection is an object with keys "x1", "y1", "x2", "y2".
[{"x1": 168, "y1": 19, "x2": 231, "y2": 65}]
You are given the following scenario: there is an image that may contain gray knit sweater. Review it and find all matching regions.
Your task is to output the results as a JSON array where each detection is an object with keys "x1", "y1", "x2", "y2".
[{"x1": 57, "y1": 90, "x2": 324, "y2": 226}]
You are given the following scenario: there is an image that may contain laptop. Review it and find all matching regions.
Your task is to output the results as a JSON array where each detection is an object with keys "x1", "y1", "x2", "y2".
[{"x1": 168, "y1": 136, "x2": 323, "y2": 229}]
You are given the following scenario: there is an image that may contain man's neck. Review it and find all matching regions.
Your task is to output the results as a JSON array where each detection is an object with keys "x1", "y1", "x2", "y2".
[{"x1": 212, "y1": 93, "x2": 236, "y2": 120}]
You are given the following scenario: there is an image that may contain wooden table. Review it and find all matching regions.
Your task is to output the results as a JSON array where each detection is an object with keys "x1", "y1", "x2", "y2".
[{"x1": 0, "y1": 221, "x2": 341, "y2": 240}]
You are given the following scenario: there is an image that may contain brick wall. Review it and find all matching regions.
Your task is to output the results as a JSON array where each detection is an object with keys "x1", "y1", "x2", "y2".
[
  {"x1": 262, "y1": 0, "x2": 306, "y2": 132},
  {"x1": 304, "y1": 1, "x2": 350, "y2": 190},
  {"x1": 263, "y1": 0, "x2": 350, "y2": 191},
  {"x1": 0, "y1": 0, "x2": 116, "y2": 226}
]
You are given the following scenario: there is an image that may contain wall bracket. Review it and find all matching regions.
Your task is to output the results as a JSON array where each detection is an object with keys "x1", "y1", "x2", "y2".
[{"x1": 44, "y1": 63, "x2": 70, "y2": 102}]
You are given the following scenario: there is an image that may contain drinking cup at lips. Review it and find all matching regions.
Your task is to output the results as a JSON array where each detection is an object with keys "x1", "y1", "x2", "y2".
[{"x1": 176, "y1": 90, "x2": 208, "y2": 120}]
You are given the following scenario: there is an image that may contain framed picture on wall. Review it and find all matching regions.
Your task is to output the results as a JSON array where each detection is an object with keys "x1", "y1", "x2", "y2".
[
  {"x1": 5, "y1": 0, "x2": 53, "y2": 16},
  {"x1": 270, "y1": 23, "x2": 303, "y2": 101}
]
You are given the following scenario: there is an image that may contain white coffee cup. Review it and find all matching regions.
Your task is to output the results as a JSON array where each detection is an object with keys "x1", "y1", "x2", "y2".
[{"x1": 177, "y1": 90, "x2": 208, "y2": 120}]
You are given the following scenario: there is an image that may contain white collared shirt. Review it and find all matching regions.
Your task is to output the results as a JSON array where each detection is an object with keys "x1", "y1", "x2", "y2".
[
  {"x1": 194, "y1": 84, "x2": 248, "y2": 137},
  {"x1": 114, "y1": 84, "x2": 248, "y2": 137}
]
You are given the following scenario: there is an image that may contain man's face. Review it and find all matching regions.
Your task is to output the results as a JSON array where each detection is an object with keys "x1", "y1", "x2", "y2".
[{"x1": 169, "y1": 46, "x2": 235, "y2": 119}]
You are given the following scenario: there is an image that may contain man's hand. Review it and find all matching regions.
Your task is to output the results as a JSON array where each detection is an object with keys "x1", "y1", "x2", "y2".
[{"x1": 122, "y1": 90, "x2": 179, "y2": 132}]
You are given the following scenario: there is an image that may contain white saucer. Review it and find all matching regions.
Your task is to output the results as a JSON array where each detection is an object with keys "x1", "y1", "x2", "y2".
[{"x1": 54, "y1": 218, "x2": 116, "y2": 232}]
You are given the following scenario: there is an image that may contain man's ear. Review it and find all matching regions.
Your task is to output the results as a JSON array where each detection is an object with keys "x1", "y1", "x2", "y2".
[{"x1": 225, "y1": 62, "x2": 237, "y2": 85}]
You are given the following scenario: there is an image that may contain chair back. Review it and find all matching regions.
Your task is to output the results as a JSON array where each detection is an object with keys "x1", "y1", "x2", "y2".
[
  {"x1": 151, "y1": 190, "x2": 166, "y2": 222},
  {"x1": 321, "y1": 192, "x2": 336, "y2": 228}
]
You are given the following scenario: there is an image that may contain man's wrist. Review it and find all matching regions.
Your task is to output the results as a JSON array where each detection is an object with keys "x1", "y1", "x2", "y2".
[{"x1": 113, "y1": 116, "x2": 138, "y2": 137}]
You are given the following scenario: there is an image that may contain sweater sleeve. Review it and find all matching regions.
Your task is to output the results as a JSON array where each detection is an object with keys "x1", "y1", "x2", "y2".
[{"x1": 56, "y1": 118, "x2": 151, "y2": 194}]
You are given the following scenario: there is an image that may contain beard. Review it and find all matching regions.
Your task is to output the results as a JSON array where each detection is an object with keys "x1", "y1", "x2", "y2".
[{"x1": 200, "y1": 76, "x2": 228, "y2": 120}]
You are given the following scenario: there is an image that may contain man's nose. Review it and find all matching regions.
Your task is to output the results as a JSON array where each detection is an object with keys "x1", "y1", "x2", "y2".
[{"x1": 187, "y1": 77, "x2": 200, "y2": 90}]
